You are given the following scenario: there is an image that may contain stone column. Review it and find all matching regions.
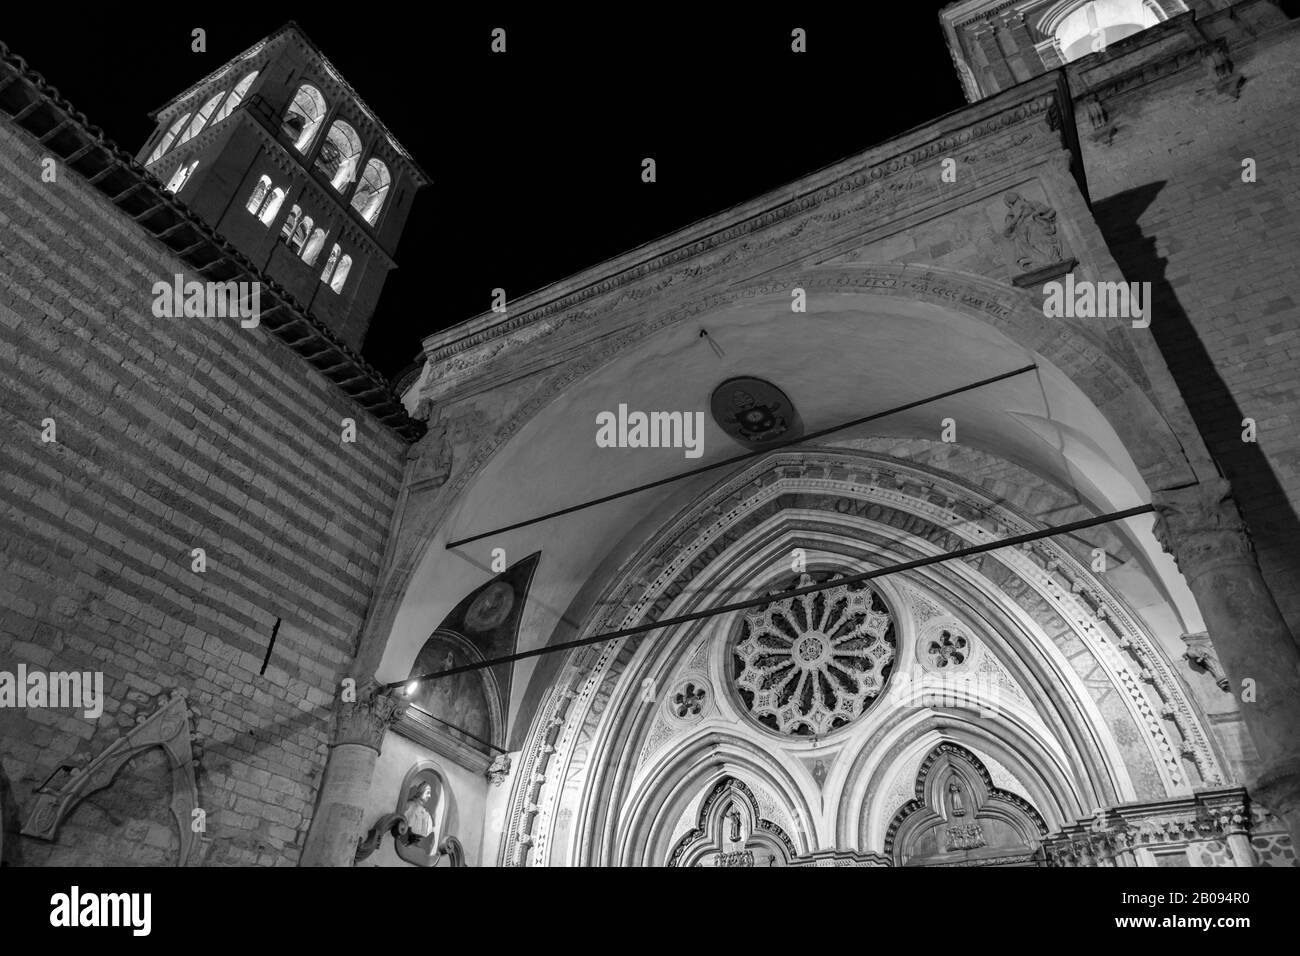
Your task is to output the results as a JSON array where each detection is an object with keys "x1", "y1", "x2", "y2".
[
  {"x1": 299, "y1": 683, "x2": 407, "y2": 867},
  {"x1": 1152, "y1": 479, "x2": 1300, "y2": 846}
]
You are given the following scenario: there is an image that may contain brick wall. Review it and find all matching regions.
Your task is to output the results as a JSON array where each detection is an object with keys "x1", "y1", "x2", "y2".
[
  {"x1": 1084, "y1": 20, "x2": 1300, "y2": 637},
  {"x1": 0, "y1": 116, "x2": 406, "y2": 865}
]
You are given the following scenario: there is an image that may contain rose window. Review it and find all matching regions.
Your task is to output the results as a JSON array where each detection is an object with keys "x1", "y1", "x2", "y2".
[{"x1": 733, "y1": 580, "x2": 896, "y2": 736}]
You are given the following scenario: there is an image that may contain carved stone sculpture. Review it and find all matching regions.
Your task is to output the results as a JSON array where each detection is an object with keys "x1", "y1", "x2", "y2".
[{"x1": 1001, "y1": 191, "x2": 1065, "y2": 271}]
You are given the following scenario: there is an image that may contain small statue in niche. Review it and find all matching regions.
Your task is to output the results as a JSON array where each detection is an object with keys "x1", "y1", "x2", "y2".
[
  {"x1": 1001, "y1": 191, "x2": 1065, "y2": 270},
  {"x1": 949, "y1": 779, "x2": 966, "y2": 818},
  {"x1": 727, "y1": 807, "x2": 743, "y2": 844}
]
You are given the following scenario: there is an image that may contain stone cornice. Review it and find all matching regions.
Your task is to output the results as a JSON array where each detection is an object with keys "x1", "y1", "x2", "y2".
[{"x1": 420, "y1": 71, "x2": 1076, "y2": 370}]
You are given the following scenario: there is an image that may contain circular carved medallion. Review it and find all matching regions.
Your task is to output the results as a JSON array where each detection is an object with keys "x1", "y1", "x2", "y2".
[{"x1": 710, "y1": 377, "x2": 801, "y2": 448}]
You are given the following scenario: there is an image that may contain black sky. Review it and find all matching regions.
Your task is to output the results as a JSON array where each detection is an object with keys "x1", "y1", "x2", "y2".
[{"x1": 1, "y1": 6, "x2": 968, "y2": 379}]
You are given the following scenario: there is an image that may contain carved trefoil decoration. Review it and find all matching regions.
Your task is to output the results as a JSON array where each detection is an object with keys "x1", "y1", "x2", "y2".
[{"x1": 21, "y1": 690, "x2": 203, "y2": 867}]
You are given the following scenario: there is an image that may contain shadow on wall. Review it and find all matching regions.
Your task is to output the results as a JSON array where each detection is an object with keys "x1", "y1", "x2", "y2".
[{"x1": 1093, "y1": 181, "x2": 1300, "y2": 635}]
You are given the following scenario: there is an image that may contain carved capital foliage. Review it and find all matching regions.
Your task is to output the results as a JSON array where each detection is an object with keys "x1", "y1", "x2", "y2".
[
  {"x1": 1151, "y1": 479, "x2": 1254, "y2": 580},
  {"x1": 335, "y1": 684, "x2": 407, "y2": 752}
]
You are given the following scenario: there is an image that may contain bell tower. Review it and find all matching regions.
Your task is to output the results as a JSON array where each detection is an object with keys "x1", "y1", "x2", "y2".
[
  {"x1": 135, "y1": 22, "x2": 429, "y2": 351},
  {"x1": 939, "y1": 0, "x2": 1191, "y2": 102}
]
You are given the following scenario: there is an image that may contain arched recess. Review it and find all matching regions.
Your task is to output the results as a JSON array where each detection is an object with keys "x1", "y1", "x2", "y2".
[
  {"x1": 369, "y1": 263, "x2": 1208, "y2": 729},
  {"x1": 497, "y1": 450, "x2": 1225, "y2": 866},
  {"x1": 396, "y1": 759, "x2": 459, "y2": 845},
  {"x1": 618, "y1": 735, "x2": 819, "y2": 867},
  {"x1": 666, "y1": 776, "x2": 798, "y2": 867},
  {"x1": 884, "y1": 742, "x2": 1049, "y2": 866}
]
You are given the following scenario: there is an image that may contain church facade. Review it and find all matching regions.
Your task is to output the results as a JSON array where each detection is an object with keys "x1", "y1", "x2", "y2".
[{"x1": 1, "y1": 2, "x2": 1299, "y2": 868}]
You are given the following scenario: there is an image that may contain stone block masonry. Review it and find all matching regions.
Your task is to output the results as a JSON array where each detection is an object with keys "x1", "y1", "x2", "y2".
[
  {"x1": 0, "y1": 115, "x2": 406, "y2": 865},
  {"x1": 1084, "y1": 21, "x2": 1300, "y2": 639}
]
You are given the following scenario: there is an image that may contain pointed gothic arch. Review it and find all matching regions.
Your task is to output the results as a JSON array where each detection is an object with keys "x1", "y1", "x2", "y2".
[
  {"x1": 884, "y1": 742, "x2": 1049, "y2": 866},
  {"x1": 496, "y1": 449, "x2": 1224, "y2": 866}
]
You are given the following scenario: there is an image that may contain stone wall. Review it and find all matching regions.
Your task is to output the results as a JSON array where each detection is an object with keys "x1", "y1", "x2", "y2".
[
  {"x1": 0, "y1": 116, "x2": 406, "y2": 865},
  {"x1": 1084, "y1": 14, "x2": 1300, "y2": 637}
]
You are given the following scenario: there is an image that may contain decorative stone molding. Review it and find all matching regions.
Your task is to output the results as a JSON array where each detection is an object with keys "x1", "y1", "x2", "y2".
[
  {"x1": 335, "y1": 683, "x2": 407, "y2": 752},
  {"x1": 1044, "y1": 788, "x2": 1259, "y2": 867},
  {"x1": 21, "y1": 690, "x2": 203, "y2": 866}
]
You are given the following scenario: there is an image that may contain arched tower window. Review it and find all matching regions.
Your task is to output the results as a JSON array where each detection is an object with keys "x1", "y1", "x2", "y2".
[
  {"x1": 302, "y1": 228, "x2": 328, "y2": 266},
  {"x1": 259, "y1": 187, "x2": 286, "y2": 226},
  {"x1": 330, "y1": 255, "x2": 352, "y2": 293},
  {"x1": 288, "y1": 215, "x2": 313, "y2": 256},
  {"x1": 181, "y1": 93, "x2": 226, "y2": 143},
  {"x1": 164, "y1": 160, "x2": 200, "y2": 195},
  {"x1": 350, "y1": 158, "x2": 391, "y2": 226},
  {"x1": 147, "y1": 113, "x2": 191, "y2": 165},
  {"x1": 283, "y1": 85, "x2": 327, "y2": 153},
  {"x1": 320, "y1": 244, "x2": 340, "y2": 282},
  {"x1": 281, "y1": 205, "x2": 302, "y2": 241},
  {"x1": 246, "y1": 175, "x2": 271, "y2": 214},
  {"x1": 1053, "y1": 0, "x2": 1161, "y2": 62},
  {"x1": 215, "y1": 70, "x2": 258, "y2": 123},
  {"x1": 315, "y1": 121, "x2": 363, "y2": 191}
]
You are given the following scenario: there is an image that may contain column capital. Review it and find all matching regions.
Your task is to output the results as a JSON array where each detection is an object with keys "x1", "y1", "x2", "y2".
[
  {"x1": 335, "y1": 681, "x2": 408, "y2": 752},
  {"x1": 1151, "y1": 479, "x2": 1255, "y2": 580}
]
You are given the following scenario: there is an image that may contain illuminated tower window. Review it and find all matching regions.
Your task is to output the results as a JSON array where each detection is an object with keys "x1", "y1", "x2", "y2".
[
  {"x1": 283, "y1": 84, "x2": 327, "y2": 153},
  {"x1": 1054, "y1": 0, "x2": 1161, "y2": 62}
]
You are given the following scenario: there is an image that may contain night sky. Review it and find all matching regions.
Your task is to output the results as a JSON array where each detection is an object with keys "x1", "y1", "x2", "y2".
[{"x1": 2, "y1": 6, "x2": 969, "y2": 379}]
